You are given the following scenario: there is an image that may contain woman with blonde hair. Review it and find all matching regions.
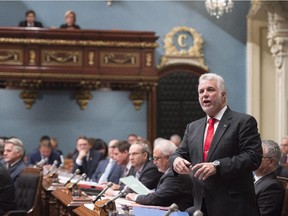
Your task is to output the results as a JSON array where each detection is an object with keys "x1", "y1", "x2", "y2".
[{"x1": 60, "y1": 10, "x2": 80, "y2": 29}]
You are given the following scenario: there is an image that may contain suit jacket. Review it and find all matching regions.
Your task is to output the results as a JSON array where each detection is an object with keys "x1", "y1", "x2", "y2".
[
  {"x1": 254, "y1": 172, "x2": 284, "y2": 216},
  {"x1": 72, "y1": 149, "x2": 104, "y2": 179},
  {"x1": 5, "y1": 160, "x2": 26, "y2": 185},
  {"x1": 137, "y1": 160, "x2": 162, "y2": 190},
  {"x1": 91, "y1": 158, "x2": 123, "y2": 184},
  {"x1": 136, "y1": 168, "x2": 194, "y2": 211},
  {"x1": 0, "y1": 164, "x2": 15, "y2": 215},
  {"x1": 170, "y1": 107, "x2": 262, "y2": 216},
  {"x1": 59, "y1": 24, "x2": 80, "y2": 29},
  {"x1": 18, "y1": 20, "x2": 43, "y2": 27},
  {"x1": 28, "y1": 149, "x2": 61, "y2": 166},
  {"x1": 280, "y1": 154, "x2": 288, "y2": 165}
]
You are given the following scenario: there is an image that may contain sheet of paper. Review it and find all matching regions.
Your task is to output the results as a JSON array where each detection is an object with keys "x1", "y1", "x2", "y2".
[
  {"x1": 133, "y1": 207, "x2": 189, "y2": 216},
  {"x1": 120, "y1": 175, "x2": 150, "y2": 195}
]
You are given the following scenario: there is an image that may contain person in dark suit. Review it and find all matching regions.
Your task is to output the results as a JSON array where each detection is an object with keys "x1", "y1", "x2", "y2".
[
  {"x1": 60, "y1": 10, "x2": 80, "y2": 29},
  {"x1": 18, "y1": 10, "x2": 43, "y2": 27},
  {"x1": 280, "y1": 136, "x2": 288, "y2": 165},
  {"x1": 72, "y1": 136, "x2": 103, "y2": 179},
  {"x1": 28, "y1": 136, "x2": 61, "y2": 166},
  {"x1": 129, "y1": 142, "x2": 162, "y2": 190},
  {"x1": 92, "y1": 139, "x2": 122, "y2": 184},
  {"x1": 0, "y1": 163, "x2": 15, "y2": 215},
  {"x1": 3, "y1": 138, "x2": 26, "y2": 185},
  {"x1": 126, "y1": 139, "x2": 193, "y2": 211},
  {"x1": 170, "y1": 73, "x2": 262, "y2": 216},
  {"x1": 254, "y1": 140, "x2": 285, "y2": 216}
]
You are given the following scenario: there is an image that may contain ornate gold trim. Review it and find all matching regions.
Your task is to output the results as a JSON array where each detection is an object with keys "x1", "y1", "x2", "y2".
[
  {"x1": 41, "y1": 50, "x2": 82, "y2": 66},
  {"x1": 158, "y1": 26, "x2": 208, "y2": 70},
  {"x1": 129, "y1": 90, "x2": 146, "y2": 110},
  {"x1": 19, "y1": 90, "x2": 38, "y2": 109},
  {"x1": 0, "y1": 37, "x2": 158, "y2": 48},
  {"x1": 75, "y1": 90, "x2": 93, "y2": 110},
  {"x1": 0, "y1": 71, "x2": 158, "y2": 82},
  {"x1": 0, "y1": 49, "x2": 23, "y2": 65},
  {"x1": 100, "y1": 52, "x2": 139, "y2": 67}
]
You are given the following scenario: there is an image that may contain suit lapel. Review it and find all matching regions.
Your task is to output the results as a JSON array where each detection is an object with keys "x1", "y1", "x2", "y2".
[{"x1": 206, "y1": 108, "x2": 232, "y2": 162}]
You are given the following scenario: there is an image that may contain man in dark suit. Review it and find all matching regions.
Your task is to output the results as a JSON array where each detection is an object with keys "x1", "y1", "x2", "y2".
[
  {"x1": 0, "y1": 163, "x2": 15, "y2": 215},
  {"x1": 170, "y1": 73, "x2": 262, "y2": 216},
  {"x1": 92, "y1": 139, "x2": 122, "y2": 184},
  {"x1": 254, "y1": 140, "x2": 285, "y2": 216},
  {"x1": 28, "y1": 136, "x2": 61, "y2": 166},
  {"x1": 18, "y1": 10, "x2": 43, "y2": 27},
  {"x1": 129, "y1": 142, "x2": 162, "y2": 190},
  {"x1": 280, "y1": 136, "x2": 288, "y2": 165},
  {"x1": 126, "y1": 139, "x2": 193, "y2": 211},
  {"x1": 72, "y1": 136, "x2": 103, "y2": 179},
  {"x1": 3, "y1": 138, "x2": 26, "y2": 185}
]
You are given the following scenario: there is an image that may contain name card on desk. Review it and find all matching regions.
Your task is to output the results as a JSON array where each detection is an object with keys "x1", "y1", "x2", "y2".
[{"x1": 133, "y1": 207, "x2": 189, "y2": 216}]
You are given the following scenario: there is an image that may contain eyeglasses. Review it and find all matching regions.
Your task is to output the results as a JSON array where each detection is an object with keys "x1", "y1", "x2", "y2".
[
  {"x1": 280, "y1": 144, "x2": 288, "y2": 147},
  {"x1": 262, "y1": 156, "x2": 273, "y2": 160},
  {"x1": 128, "y1": 152, "x2": 144, "y2": 157},
  {"x1": 152, "y1": 156, "x2": 168, "y2": 161}
]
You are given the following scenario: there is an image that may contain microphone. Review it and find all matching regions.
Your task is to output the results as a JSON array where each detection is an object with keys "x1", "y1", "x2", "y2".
[
  {"x1": 35, "y1": 158, "x2": 48, "y2": 167},
  {"x1": 46, "y1": 160, "x2": 58, "y2": 175},
  {"x1": 50, "y1": 163, "x2": 64, "y2": 178},
  {"x1": 93, "y1": 182, "x2": 113, "y2": 203},
  {"x1": 60, "y1": 155, "x2": 64, "y2": 164},
  {"x1": 64, "y1": 169, "x2": 80, "y2": 186},
  {"x1": 193, "y1": 210, "x2": 204, "y2": 216},
  {"x1": 103, "y1": 188, "x2": 128, "y2": 208},
  {"x1": 164, "y1": 203, "x2": 178, "y2": 216},
  {"x1": 69, "y1": 173, "x2": 87, "y2": 189}
]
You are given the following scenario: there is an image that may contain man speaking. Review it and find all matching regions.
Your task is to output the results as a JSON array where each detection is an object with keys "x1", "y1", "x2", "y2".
[{"x1": 170, "y1": 73, "x2": 262, "y2": 216}]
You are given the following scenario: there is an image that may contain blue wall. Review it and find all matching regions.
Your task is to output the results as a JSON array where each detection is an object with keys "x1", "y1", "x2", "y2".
[{"x1": 0, "y1": 1, "x2": 250, "y2": 155}]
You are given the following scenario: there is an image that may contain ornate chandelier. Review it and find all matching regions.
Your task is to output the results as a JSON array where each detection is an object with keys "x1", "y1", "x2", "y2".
[{"x1": 205, "y1": 0, "x2": 234, "y2": 19}]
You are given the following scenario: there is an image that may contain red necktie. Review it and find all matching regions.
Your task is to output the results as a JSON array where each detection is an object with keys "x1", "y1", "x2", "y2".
[{"x1": 203, "y1": 118, "x2": 217, "y2": 161}]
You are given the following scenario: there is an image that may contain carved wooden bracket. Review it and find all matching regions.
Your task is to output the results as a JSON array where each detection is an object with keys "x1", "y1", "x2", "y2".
[
  {"x1": 19, "y1": 90, "x2": 38, "y2": 109},
  {"x1": 129, "y1": 90, "x2": 146, "y2": 110},
  {"x1": 75, "y1": 90, "x2": 93, "y2": 110}
]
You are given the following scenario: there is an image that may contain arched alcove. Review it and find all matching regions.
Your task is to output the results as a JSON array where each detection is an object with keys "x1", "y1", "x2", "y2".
[{"x1": 156, "y1": 64, "x2": 207, "y2": 139}]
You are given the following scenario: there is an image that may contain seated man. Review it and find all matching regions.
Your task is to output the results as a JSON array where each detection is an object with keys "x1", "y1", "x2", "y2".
[
  {"x1": 0, "y1": 163, "x2": 15, "y2": 215},
  {"x1": 72, "y1": 136, "x2": 103, "y2": 179},
  {"x1": 28, "y1": 135, "x2": 61, "y2": 166},
  {"x1": 3, "y1": 138, "x2": 26, "y2": 185},
  {"x1": 254, "y1": 140, "x2": 285, "y2": 216},
  {"x1": 129, "y1": 141, "x2": 162, "y2": 190},
  {"x1": 18, "y1": 10, "x2": 43, "y2": 27},
  {"x1": 126, "y1": 139, "x2": 194, "y2": 211},
  {"x1": 92, "y1": 139, "x2": 122, "y2": 184}
]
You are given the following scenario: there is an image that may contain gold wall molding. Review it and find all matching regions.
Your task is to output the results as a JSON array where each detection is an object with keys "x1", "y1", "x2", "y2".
[
  {"x1": 158, "y1": 26, "x2": 208, "y2": 70},
  {"x1": 100, "y1": 52, "x2": 139, "y2": 67},
  {"x1": 0, "y1": 49, "x2": 23, "y2": 65},
  {"x1": 42, "y1": 50, "x2": 82, "y2": 66},
  {"x1": 0, "y1": 38, "x2": 158, "y2": 48},
  {"x1": 0, "y1": 71, "x2": 158, "y2": 82}
]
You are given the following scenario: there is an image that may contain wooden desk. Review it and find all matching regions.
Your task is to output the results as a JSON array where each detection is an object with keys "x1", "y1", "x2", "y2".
[
  {"x1": 73, "y1": 205, "x2": 98, "y2": 216},
  {"x1": 51, "y1": 188, "x2": 93, "y2": 216}
]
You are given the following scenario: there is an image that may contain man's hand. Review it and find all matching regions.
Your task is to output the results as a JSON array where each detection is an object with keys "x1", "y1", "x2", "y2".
[
  {"x1": 126, "y1": 193, "x2": 137, "y2": 201},
  {"x1": 77, "y1": 150, "x2": 87, "y2": 160},
  {"x1": 192, "y1": 162, "x2": 216, "y2": 180},
  {"x1": 173, "y1": 157, "x2": 192, "y2": 174}
]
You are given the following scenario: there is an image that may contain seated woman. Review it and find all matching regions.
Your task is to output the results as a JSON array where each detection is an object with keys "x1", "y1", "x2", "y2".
[{"x1": 60, "y1": 10, "x2": 80, "y2": 29}]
